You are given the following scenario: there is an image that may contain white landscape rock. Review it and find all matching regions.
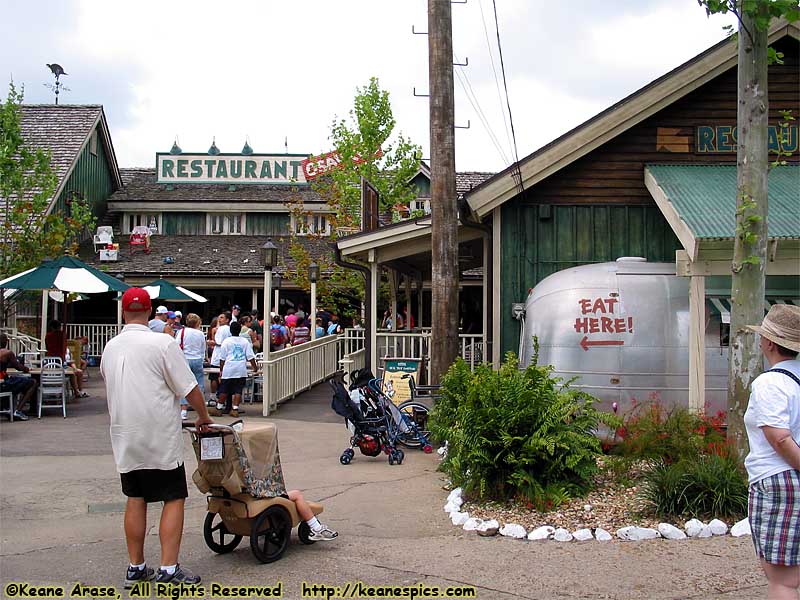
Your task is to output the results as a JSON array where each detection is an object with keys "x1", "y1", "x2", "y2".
[
  {"x1": 731, "y1": 518, "x2": 752, "y2": 537},
  {"x1": 450, "y1": 511, "x2": 470, "y2": 526},
  {"x1": 684, "y1": 518, "x2": 706, "y2": 538},
  {"x1": 594, "y1": 528, "x2": 613, "y2": 542},
  {"x1": 499, "y1": 523, "x2": 527, "y2": 539},
  {"x1": 476, "y1": 519, "x2": 500, "y2": 537},
  {"x1": 444, "y1": 501, "x2": 460, "y2": 514},
  {"x1": 697, "y1": 526, "x2": 713, "y2": 538},
  {"x1": 658, "y1": 523, "x2": 687, "y2": 540},
  {"x1": 708, "y1": 519, "x2": 729, "y2": 536},
  {"x1": 462, "y1": 517, "x2": 483, "y2": 531},
  {"x1": 573, "y1": 528, "x2": 594, "y2": 541},
  {"x1": 553, "y1": 528, "x2": 574, "y2": 542},
  {"x1": 616, "y1": 526, "x2": 660, "y2": 541},
  {"x1": 527, "y1": 526, "x2": 555, "y2": 541},
  {"x1": 446, "y1": 487, "x2": 463, "y2": 503}
]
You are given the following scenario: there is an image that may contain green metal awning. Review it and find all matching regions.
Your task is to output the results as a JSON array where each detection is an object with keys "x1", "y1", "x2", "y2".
[
  {"x1": 645, "y1": 164, "x2": 800, "y2": 241},
  {"x1": 708, "y1": 297, "x2": 800, "y2": 324}
]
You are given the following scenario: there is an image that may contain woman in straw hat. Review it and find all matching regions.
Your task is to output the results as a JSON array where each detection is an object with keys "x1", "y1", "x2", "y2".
[{"x1": 744, "y1": 303, "x2": 800, "y2": 598}]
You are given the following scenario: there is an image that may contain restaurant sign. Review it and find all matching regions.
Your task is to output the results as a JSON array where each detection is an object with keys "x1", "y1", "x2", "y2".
[
  {"x1": 696, "y1": 125, "x2": 798, "y2": 154},
  {"x1": 156, "y1": 153, "x2": 310, "y2": 185}
]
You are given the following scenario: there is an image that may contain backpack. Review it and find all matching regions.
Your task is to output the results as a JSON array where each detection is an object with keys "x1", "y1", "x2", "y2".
[{"x1": 270, "y1": 325, "x2": 285, "y2": 349}]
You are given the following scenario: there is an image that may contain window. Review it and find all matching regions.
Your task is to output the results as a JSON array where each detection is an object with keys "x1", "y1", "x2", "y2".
[
  {"x1": 89, "y1": 131, "x2": 98, "y2": 156},
  {"x1": 292, "y1": 213, "x2": 331, "y2": 236},
  {"x1": 124, "y1": 213, "x2": 161, "y2": 234},
  {"x1": 207, "y1": 213, "x2": 245, "y2": 235},
  {"x1": 410, "y1": 199, "x2": 430, "y2": 215}
]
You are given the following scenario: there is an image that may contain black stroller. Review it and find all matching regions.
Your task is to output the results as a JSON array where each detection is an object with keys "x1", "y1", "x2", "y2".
[{"x1": 330, "y1": 369, "x2": 432, "y2": 465}]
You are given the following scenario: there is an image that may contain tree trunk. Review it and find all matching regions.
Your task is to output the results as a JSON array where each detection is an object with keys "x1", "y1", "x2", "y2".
[
  {"x1": 728, "y1": 7, "x2": 769, "y2": 461},
  {"x1": 428, "y1": 0, "x2": 459, "y2": 384}
]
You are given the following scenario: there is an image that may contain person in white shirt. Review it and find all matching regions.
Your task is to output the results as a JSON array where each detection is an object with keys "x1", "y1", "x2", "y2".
[
  {"x1": 207, "y1": 311, "x2": 231, "y2": 406},
  {"x1": 148, "y1": 306, "x2": 174, "y2": 336},
  {"x1": 209, "y1": 320, "x2": 257, "y2": 418},
  {"x1": 101, "y1": 288, "x2": 212, "y2": 587},
  {"x1": 744, "y1": 304, "x2": 800, "y2": 597},
  {"x1": 175, "y1": 313, "x2": 207, "y2": 420}
]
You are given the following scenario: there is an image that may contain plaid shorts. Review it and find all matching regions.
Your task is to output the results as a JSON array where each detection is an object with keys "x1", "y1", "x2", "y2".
[{"x1": 748, "y1": 469, "x2": 800, "y2": 566}]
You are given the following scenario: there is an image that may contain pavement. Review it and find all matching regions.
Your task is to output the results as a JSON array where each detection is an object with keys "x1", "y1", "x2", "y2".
[{"x1": 0, "y1": 369, "x2": 769, "y2": 600}]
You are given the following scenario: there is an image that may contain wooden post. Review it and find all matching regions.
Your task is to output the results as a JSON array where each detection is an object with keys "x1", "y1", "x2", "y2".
[
  {"x1": 728, "y1": 8, "x2": 769, "y2": 460},
  {"x1": 405, "y1": 275, "x2": 412, "y2": 330},
  {"x1": 262, "y1": 269, "x2": 271, "y2": 417},
  {"x1": 417, "y1": 277, "x2": 424, "y2": 329},
  {"x1": 688, "y1": 275, "x2": 706, "y2": 414},
  {"x1": 369, "y1": 255, "x2": 379, "y2": 375},
  {"x1": 251, "y1": 288, "x2": 258, "y2": 313},
  {"x1": 389, "y1": 270, "x2": 398, "y2": 331},
  {"x1": 429, "y1": 0, "x2": 458, "y2": 384}
]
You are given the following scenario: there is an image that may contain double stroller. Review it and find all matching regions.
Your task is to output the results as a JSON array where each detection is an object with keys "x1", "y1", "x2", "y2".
[
  {"x1": 184, "y1": 421, "x2": 323, "y2": 563},
  {"x1": 330, "y1": 368, "x2": 433, "y2": 465}
]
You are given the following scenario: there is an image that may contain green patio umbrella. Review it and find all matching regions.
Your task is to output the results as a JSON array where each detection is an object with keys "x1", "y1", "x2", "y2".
[
  {"x1": 143, "y1": 279, "x2": 207, "y2": 303},
  {"x1": 0, "y1": 256, "x2": 130, "y2": 294}
]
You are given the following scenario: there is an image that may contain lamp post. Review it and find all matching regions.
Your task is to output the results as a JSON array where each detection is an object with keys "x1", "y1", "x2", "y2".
[
  {"x1": 115, "y1": 274, "x2": 126, "y2": 327},
  {"x1": 309, "y1": 262, "x2": 319, "y2": 340},
  {"x1": 261, "y1": 239, "x2": 277, "y2": 366},
  {"x1": 272, "y1": 272, "x2": 282, "y2": 318}
]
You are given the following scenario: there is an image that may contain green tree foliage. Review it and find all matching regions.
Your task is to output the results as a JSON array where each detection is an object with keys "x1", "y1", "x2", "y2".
[
  {"x1": 284, "y1": 78, "x2": 420, "y2": 320},
  {"x1": 431, "y1": 351, "x2": 619, "y2": 510},
  {"x1": 0, "y1": 82, "x2": 96, "y2": 281}
]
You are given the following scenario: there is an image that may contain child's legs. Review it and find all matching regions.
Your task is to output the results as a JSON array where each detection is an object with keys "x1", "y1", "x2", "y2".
[{"x1": 287, "y1": 489, "x2": 314, "y2": 521}]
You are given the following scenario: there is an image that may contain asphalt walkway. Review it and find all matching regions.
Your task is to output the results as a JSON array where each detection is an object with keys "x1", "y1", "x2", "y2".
[{"x1": 0, "y1": 369, "x2": 767, "y2": 599}]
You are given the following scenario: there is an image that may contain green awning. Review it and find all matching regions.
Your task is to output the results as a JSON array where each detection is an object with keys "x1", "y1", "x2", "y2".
[
  {"x1": 645, "y1": 164, "x2": 800, "y2": 240},
  {"x1": 708, "y1": 298, "x2": 800, "y2": 324}
]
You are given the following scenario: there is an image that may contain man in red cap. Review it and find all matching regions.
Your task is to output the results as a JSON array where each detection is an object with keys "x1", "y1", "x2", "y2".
[{"x1": 101, "y1": 288, "x2": 213, "y2": 588}]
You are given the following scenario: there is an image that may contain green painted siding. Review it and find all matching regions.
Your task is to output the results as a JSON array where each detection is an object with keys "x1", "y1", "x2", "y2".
[
  {"x1": 500, "y1": 203, "x2": 681, "y2": 355},
  {"x1": 162, "y1": 212, "x2": 205, "y2": 235},
  {"x1": 247, "y1": 213, "x2": 290, "y2": 236},
  {"x1": 51, "y1": 130, "x2": 116, "y2": 225},
  {"x1": 411, "y1": 173, "x2": 430, "y2": 197}
]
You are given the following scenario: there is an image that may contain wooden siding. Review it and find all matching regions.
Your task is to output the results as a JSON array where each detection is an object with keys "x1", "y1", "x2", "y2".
[
  {"x1": 51, "y1": 129, "x2": 116, "y2": 224},
  {"x1": 498, "y1": 38, "x2": 799, "y2": 356},
  {"x1": 162, "y1": 212, "x2": 204, "y2": 235},
  {"x1": 247, "y1": 213, "x2": 290, "y2": 236}
]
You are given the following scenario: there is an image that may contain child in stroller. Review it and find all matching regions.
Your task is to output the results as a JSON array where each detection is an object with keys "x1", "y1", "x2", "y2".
[
  {"x1": 185, "y1": 420, "x2": 337, "y2": 564},
  {"x1": 330, "y1": 368, "x2": 432, "y2": 465}
]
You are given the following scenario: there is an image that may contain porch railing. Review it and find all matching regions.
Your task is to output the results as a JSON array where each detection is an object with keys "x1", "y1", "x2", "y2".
[{"x1": 66, "y1": 324, "x2": 122, "y2": 357}]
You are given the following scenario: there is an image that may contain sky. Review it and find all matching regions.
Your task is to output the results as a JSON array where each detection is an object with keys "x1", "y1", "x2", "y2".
[{"x1": 1, "y1": 0, "x2": 738, "y2": 173}]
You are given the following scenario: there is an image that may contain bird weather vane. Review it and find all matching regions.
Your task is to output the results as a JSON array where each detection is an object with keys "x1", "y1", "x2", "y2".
[{"x1": 44, "y1": 63, "x2": 70, "y2": 104}]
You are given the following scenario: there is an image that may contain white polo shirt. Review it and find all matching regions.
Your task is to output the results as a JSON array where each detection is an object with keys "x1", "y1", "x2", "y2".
[
  {"x1": 101, "y1": 323, "x2": 198, "y2": 473},
  {"x1": 210, "y1": 324, "x2": 231, "y2": 366}
]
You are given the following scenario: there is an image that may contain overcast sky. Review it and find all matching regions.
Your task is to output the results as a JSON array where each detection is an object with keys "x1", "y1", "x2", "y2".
[{"x1": 2, "y1": 0, "x2": 737, "y2": 173}]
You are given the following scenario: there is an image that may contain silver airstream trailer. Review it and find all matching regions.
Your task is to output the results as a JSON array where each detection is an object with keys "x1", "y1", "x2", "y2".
[{"x1": 519, "y1": 258, "x2": 727, "y2": 416}]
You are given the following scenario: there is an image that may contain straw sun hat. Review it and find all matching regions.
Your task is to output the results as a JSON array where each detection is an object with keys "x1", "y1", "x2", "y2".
[{"x1": 747, "y1": 304, "x2": 800, "y2": 353}]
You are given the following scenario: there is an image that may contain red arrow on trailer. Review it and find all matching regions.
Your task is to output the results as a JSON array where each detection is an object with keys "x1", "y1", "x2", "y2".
[{"x1": 580, "y1": 336, "x2": 624, "y2": 351}]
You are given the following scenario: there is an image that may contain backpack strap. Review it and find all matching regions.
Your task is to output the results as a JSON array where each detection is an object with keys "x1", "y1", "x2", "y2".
[
  {"x1": 179, "y1": 327, "x2": 186, "y2": 350},
  {"x1": 766, "y1": 368, "x2": 800, "y2": 387}
]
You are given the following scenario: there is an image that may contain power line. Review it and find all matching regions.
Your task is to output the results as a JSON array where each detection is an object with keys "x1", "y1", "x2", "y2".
[
  {"x1": 478, "y1": 0, "x2": 513, "y2": 160},
  {"x1": 492, "y1": 0, "x2": 524, "y2": 194},
  {"x1": 454, "y1": 53, "x2": 510, "y2": 165}
]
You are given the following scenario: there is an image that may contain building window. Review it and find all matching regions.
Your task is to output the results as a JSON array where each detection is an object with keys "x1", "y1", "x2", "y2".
[
  {"x1": 410, "y1": 199, "x2": 430, "y2": 215},
  {"x1": 89, "y1": 131, "x2": 98, "y2": 156},
  {"x1": 207, "y1": 213, "x2": 245, "y2": 235},
  {"x1": 292, "y1": 213, "x2": 331, "y2": 236},
  {"x1": 124, "y1": 213, "x2": 161, "y2": 234}
]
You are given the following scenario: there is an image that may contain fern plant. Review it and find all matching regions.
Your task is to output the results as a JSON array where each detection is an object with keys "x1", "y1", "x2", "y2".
[{"x1": 431, "y1": 350, "x2": 618, "y2": 510}]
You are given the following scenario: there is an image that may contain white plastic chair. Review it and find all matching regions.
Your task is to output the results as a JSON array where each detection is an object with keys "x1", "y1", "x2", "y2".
[
  {"x1": 38, "y1": 357, "x2": 67, "y2": 418},
  {"x1": 0, "y1": 390, "x2": 14, "y2": 421},
  {"x1": 93, "y1": 226, "x2": 114, "y2": 253}
]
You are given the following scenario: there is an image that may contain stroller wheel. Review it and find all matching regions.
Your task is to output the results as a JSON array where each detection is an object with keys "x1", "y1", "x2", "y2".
[
  {"x1": 250, "y1": 505, "x2": 291, "y2": 564},
  {"x1": 423, "y1": 444, "x2": 433, "y2": 454},
  {"x1": 395, "y1": 448, "x2": 405, "y2": 464},
  {"x1": 203, "y1": 512, "x2": 243, "y2": 554},
  {"x1": 339, "y1": 453, "x2": 352, "y2": 465},
  {"x1": 297, "y1": 521, "x2": 316, "y2": 545},
  {"x1": 388, "y1": 453, "x2": 395, "y2": 465}
]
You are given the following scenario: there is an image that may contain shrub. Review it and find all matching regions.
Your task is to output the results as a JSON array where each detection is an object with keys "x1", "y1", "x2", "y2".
[
  {"x1": 431, "y1": 350, "x2": 619, "y2": 510},
  {"x1": 639, "y1": 451, "x2": 748, "y2": 520},
  {"x1": 614, "y1": 402, "x2": 726, "y2": 464}
]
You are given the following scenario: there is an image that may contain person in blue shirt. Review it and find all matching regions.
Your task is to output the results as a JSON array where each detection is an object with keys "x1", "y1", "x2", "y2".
[{"x1": 315, "y1": 317, "x2": 326, "y2": 339}]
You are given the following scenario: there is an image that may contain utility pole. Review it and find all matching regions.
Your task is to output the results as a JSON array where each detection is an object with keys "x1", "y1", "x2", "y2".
[{"x1": 428, "y1": 0, "x2": 458, "y2": 384}]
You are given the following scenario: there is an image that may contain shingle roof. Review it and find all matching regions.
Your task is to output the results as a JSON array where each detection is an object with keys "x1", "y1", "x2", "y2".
[
  {"x1": 110, "y1": 168, "x2": 324, "y2": 206},
  {"x1": 80, "y1": 234, "x2": 335, "y2": 278},
  {"x1": 456, "y1": 172, "x2": 494, "y2": 196},
  {"x1": 646, "y1": 164, "x2": 800, "y2": 239}
]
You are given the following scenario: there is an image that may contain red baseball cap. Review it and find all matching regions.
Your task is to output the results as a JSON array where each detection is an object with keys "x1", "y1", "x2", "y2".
[{"x1": 121, "y1": 287, "x2": 152, "y2": 313}]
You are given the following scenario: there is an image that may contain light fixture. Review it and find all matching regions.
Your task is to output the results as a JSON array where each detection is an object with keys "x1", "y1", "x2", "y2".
[
  {"x1": 309, "y1": 262, "x2": 320, "y2": 283},
  {"x1": 261, "y1": 238, "x2": 277, "y2": 270},
  {"x1": 272, "y1": 272, "x2": 282, "y2": 289}
]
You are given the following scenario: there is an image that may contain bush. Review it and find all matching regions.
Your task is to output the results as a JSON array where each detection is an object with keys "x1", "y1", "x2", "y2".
[
  {"x1": 614, "y1": 402, "x2": 727, "y2": 464},
  {"x1": 640, "y1": 451, "x2": 748, "y2": 520},
  {"x1": 431, "y1": 351, "x2": 619, "y2": 510}
]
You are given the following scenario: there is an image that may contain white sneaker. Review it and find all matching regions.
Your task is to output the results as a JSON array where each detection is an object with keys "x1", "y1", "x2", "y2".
[
  {"x1": 180, "y1": 409, "x2": 188, "y2": 420},
  {"x1": 308, "y1": 526, "x2": 338, "y2": 541}
]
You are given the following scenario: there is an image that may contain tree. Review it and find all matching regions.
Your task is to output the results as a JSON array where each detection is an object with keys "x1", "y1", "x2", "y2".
[
  {"x1": 698, "y1": 1, "x2": 799, "y2": 459},
  {"x1": 0, "y1": 82, "x2": 96, "y2": 322},
  {"x1": 284, "y1": 77, "x2": 420, "y2": 320}
]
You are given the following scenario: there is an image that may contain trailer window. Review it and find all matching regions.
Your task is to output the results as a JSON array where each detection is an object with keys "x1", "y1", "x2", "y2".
[{"x1": 720, "y1": 323, "x2": 730, "y2": 347}]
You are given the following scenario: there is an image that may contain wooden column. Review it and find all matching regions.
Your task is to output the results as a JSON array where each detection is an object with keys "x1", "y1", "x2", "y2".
[
  {"x1": 405, "y1": 275, "x2": 412, "y2": 330},
  {"x1": 389, "y1": 270, "x2": 398, "y2": 331},
  {"x1": 688, "y1": 275, "x2": 706, "y2": 414},
  {"x1": 482, "y1": 235, "x2": 488, "y2": 356},
  {"x1": 417, "y1": 278, "x2": 424, "y2": 329},
  {"x1": 251, "y1": 288, "x2": 258, "y2": 313}
]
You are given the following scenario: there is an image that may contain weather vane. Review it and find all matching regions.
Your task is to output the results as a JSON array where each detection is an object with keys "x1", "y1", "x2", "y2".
[{"x1": 44, "y1": 63, "x2": 70, "y2": 104}]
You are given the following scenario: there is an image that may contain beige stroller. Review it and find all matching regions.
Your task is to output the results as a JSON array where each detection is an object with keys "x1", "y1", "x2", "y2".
[{"x1": 185, "y1": 421, "x2": 324, "y2": 563}]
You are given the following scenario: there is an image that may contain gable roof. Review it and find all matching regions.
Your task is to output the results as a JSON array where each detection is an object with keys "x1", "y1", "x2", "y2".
[{"x1": 466, "y1": 20, "x2": 800, "y2": 218}]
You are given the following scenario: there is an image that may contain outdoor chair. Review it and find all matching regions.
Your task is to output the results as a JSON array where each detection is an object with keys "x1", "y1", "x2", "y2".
[
  {"x1": 38, "y1": 357, "x2": 67, "y2": 419},
  {"x1": 129, "y1": 225, "x2": 151, "y2": 254},
  {"x1": 0, "y1": 389, "x2": 14, "y2": 422},
  {"x1": 92, "y1": 226, "x2": 114, "y2": 253}
]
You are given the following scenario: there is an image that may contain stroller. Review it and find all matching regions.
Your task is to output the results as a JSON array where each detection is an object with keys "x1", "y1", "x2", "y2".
[
  {"x1": 184, "y1": 421, "x2": 324, "y2": 563},
  {"x1": 330, "y1": 369, "x2": 433, "y2": 466}
]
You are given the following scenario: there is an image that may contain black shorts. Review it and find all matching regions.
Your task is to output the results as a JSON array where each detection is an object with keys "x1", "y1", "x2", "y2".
[
  {"x1": 1, "y1": 376, "x2": 35, "y2": 395},
  {"x1": 208, "y1": 371, "x2": 219, "y2": 382},
  {"x1": 220, "y1": 377, "x2": 246, "y2": 396},
  {"x1": 120, "y1": 464, "x2": 188, "y2": 503}
]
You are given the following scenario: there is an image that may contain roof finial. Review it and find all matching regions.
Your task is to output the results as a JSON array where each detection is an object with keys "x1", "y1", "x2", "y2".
[
  {"x1": 242, "y1": 136, "x2": 253, "y2": 155},
  {"x1": 170, "y1": 136, "x2": 182, "y2": 154},
  {"x1": 208, "y1": 137, "x2": 220, "y2": 155}
]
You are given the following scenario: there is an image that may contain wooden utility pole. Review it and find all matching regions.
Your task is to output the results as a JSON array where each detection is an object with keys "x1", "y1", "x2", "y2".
[
  {"x1": 727, "y1": 6, "x2": 769, "y2": 461},
  {"x1": 428, "y1": 0, "x2": 459, "y2": 384}
]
